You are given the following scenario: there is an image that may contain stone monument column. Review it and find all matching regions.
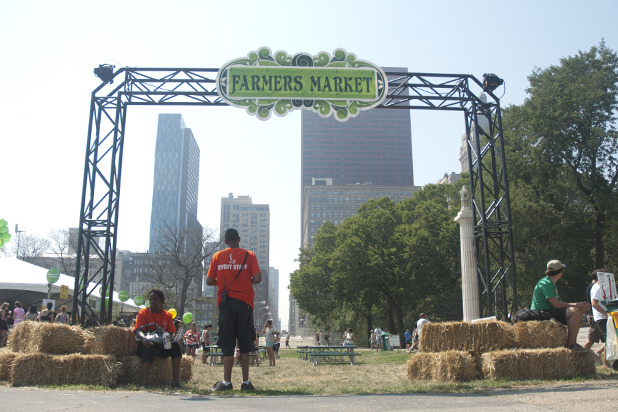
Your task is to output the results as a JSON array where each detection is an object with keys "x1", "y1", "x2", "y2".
[{"x1": 454, "y1": 186, "x2": 480, "y2": 321}]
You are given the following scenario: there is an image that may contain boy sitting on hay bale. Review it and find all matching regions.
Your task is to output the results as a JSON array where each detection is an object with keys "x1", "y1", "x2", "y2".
[
  {"x1": 530, "y1": 259, "x2": 591, "y2": 353},
  {"x1": 134, "y1": 289, "x2": 182, "y2": 389}
]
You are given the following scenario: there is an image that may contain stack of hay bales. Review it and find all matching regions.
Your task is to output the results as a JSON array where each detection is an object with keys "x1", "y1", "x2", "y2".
[
  {"x1": 2, "y1": 322, "x2": 192, "y2": 387},
  {"x1": 4, "y1": 322, "x2": 119, "y2": 387},
  {"x1": 407, "y1": 320, "x2": 595, "y2": 382}
]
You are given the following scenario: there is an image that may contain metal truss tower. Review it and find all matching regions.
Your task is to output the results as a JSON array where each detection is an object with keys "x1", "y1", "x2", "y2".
[{"x1": 73, "y1": 67, "x2": 516, "y2": 325}]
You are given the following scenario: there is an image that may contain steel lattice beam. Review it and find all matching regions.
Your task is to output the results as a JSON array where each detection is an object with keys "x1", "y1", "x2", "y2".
[{"x1": 73, "y1": 67, "x2": 517, "y2": 325}]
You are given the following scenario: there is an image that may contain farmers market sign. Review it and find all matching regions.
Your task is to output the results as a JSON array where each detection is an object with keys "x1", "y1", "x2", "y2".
[{"x1": 216, "y1": 48, "x2": 387, "y2": 121}]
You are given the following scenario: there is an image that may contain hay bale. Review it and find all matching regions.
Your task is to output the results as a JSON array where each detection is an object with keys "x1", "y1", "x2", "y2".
[
  {"x1": 179, "y1": 355, "x2": 193, "y2": 382},
  {"x1": 407, "y1": 351, "x2": 478, "y2": 382},
  {"x1": 8, "y1": 322, "x2": 90, "y2": 354},
  {"x1": 11, "y1": 353, "x2": 119, "y2": 387},
  {"x1": 117, "y1": 355, "x2": 173, "y2": 387},
  {"x1": 481, "y1": 348, "x2": 596, "y2": 380},
  {"x1": 573, "y1": 350, "x2": 597, "y2": 376},
  {"x1": 512, "y1": 320, "x2": 567, "y2": 348},
  {"x1": 0, "y1": 349, "x2": 18, "y2": 381},
  {"x1": 91, "y1": 326, "x2": 136, "y2": 356},
  {"x1": 419, "y1": 321, "x2": 515, "y2": 353}
]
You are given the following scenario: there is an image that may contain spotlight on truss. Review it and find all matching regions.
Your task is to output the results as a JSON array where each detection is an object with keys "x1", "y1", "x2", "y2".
[
  {"x1": 93, "y1": 64, "x2": 115, "y2": 84},
  {"x1": 482, "y1": 73, "x2": 503, "y2": 93}
]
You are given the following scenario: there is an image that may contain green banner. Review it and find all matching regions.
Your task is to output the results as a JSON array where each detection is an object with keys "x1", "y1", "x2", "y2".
[
  {"x1": 228, "y1": 67, "x2": 377, "y2": 100},
  {"x1": 217, "y1": 48, "x2": 387, "y2": 122}
]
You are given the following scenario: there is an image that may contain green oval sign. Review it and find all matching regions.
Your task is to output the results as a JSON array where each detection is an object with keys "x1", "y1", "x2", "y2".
[
  {"x1": 118, "y1": 290, "x2": 129, "y2": 302},
  {"x1": 46, "y1": 268, "x2": 60, "y2": 284},
  {"x1": 98, "y1": 286, "x2": 111, "y2": 297},
  {"x1": 217, "y1": 48, "x2": 387, "y2": 122},
  {"x1": 133, "y1": 296, "x2": 144, "y2": 306}
]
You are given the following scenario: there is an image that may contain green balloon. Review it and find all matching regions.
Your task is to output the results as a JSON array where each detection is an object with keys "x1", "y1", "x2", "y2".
[
  {"x1": 98, "y1": 286, "x2": 111, "y2": 297},
  {"x1": 1, "y1": 232, "x2": 11, "y2": 242},
  {"x1": 47, "y1": 268, "x2": 60, "y2": 283},
  {"x1": 0, "y1": 226, "x2": 7, "y2": 234},
  {"x1": 133, "y1": 296, "x2": 144, "y2": 306},
  {"x1": 182, "y1": 312, "x2": 193, "y2": 324},
  {"x1": 118, "y1": 290, "x2": 129, "y2": 302}
]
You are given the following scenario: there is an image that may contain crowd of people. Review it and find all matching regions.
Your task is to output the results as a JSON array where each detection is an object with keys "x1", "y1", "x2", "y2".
[{"x1": 0, "y1": 301, "x2": 74, "y2": 346}]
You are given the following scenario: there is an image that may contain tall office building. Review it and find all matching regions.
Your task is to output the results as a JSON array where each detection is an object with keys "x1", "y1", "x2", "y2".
[
  {"x1": 220, "y1": 194, "x2": 270, "y2": 307},
  {"x1": 296, "y1": 68, "x2": 418, "y2": 335},
  {"x1": 300, "y1": 67, "x2": 416, "y2": 248},
  {"x1": 302, "y1": 180, "x2": 419, "y2": 247},
  {"x1": 268, "y1": 266, "x2": 280, "y2": 330},
  {"x1": 149, "y1": 114, "x2": 202, "y2": 253}
]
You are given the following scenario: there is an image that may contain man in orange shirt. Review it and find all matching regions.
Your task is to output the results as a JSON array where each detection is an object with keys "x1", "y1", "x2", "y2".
[
  {"x1": 206, "y1": 228, "x2": 261, "y2": 391},
  {"x1": 134, "y1": 289, "x2": 182, "y2": 389}
]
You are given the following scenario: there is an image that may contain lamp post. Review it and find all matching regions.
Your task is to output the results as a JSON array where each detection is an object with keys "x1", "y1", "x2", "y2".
[
  {"x1": 15, "y1": 224, "x2": 25, "y2": 260},
  {"x1": 256, "y1": 305, "x2": 269, "y2": 328}
]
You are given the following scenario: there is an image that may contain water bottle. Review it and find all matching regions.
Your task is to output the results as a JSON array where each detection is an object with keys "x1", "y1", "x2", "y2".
[{"x1": 163, "y1": 332, "x2": 172, "y2": 350}]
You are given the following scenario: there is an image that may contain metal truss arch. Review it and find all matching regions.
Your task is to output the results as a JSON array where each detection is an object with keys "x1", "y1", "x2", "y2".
[{"x1": 73, "y1": 67, "x2": 517, "y2": 325}]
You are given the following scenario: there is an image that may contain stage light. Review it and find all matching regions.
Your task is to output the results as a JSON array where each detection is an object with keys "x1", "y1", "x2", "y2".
[
  {"x1": 94, "y1": 64, "x2": 115, "y2": 84},
  {"x1": 482, "y1": 73, "x2": 503, "y2": 93}
]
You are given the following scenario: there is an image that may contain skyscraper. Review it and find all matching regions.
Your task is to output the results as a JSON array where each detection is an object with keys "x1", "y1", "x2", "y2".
[
  {"x1": 268, "y1": 266, "x2": 279, "y2": 330},
  {"x1": 220, "y1": 194, "x2": 270, "y2": 308},
  {"x1": 296, "y1": 68, "x2": 417, "y2": 335},
  {"x1": 300, "y1": 67, "x2": 416, "y2": 247},
  {"x1": 149, "y1": 114, "x2": 202, "y2": 253}
]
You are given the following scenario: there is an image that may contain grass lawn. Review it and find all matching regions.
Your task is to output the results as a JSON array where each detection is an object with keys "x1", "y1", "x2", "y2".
[
  {"x1": 3, "y1": 348, "x2": 614, "y2": 394},
  {"x1": 183, "y1": 348, "x2": 618, "y2": 395}
]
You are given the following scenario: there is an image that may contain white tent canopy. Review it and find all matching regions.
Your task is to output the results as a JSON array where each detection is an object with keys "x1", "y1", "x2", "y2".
[{"x1": 0, "y1": 256, "x2": 140, "y2": 312}]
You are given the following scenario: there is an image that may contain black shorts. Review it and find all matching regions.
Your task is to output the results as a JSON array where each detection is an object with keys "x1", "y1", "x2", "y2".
[
  {"x1": 546, "y1": 307, "x2": 568, "y2": 325},
  {"x1": 217, "y1": 297, "x2": 254, "y2": 357},
  {"x1": 135, "y1": 341, "x2": 181, "y2": 364}
]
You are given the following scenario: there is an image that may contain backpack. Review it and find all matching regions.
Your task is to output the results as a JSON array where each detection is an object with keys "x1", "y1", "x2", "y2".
[{"x1": 514, "y1": 308, "x2": 552, "y2": 322}]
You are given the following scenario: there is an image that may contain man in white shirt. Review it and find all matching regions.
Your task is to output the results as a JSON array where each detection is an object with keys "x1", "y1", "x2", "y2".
[
  {"x1": 583, "y1": 269, "x2": 612, "y2": 367},
  {"x1": 416, "y1": 313, "x2": 430, "y2": 337}
]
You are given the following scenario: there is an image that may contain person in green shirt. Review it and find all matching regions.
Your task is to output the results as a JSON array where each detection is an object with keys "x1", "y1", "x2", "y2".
[{"x1": 531, "y1": 259, "x2": 591, "y2": 353}]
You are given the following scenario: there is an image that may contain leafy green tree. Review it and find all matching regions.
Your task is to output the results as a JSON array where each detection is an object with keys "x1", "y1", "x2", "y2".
[
  {"x1": 289, "y1": 222, "x2": 338, "y2": 325},
  {"x1": 503, "y1": 41, "x2": 618, "y2": 302}
]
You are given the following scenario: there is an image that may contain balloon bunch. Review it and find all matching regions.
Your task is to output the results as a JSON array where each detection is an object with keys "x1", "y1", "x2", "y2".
[
  {"x1": 167, "y1": 308, "x2": 193, "y2": 324},
  {"x1": 0, "y1": 219, "x2": 11, "y2": 248}
]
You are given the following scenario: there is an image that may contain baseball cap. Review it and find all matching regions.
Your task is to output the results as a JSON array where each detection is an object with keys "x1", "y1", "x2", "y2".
[{"x1": 547, "y1": 260, "x2": 566, "y2": 271}]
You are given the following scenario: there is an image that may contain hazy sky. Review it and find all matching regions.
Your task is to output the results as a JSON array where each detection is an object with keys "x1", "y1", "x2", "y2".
[{"x1": 2, "y1": 1, "x2": 617, "y2": 328}]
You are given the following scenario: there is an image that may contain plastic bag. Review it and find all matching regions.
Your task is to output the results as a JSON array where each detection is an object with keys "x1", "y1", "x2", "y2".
[{"x1": 606, "y1": 315, "x2": 618, "y2": 361}]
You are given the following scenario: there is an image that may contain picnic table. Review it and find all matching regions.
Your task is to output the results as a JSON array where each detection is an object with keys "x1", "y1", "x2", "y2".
[
  {"x1": 204, "y1": 345, "x2": 267, "y2": 366},
  {"x1": 297, "y1": 345, "x2": 361, "y2": 366}
]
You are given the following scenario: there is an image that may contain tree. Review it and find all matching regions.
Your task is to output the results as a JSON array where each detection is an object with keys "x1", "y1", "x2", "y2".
[
  {"x1": 289, "y1": 222, "x2": 339, "y2": 325},
  {"x1": 145, "y1": 224, "x2": 221, "y2": 315},
  {"x1": 503, "y1": 41, "x2": 618, "y2": 301},
  {"x1": 12, "y1": 233, "x2": 49, "y2": 264},
  {"x1": 291, "y1": 187, "x2": 462, "y2": 345},
  {"x1": 47, "y1": 229, "x2": 78, "y2": 276}
]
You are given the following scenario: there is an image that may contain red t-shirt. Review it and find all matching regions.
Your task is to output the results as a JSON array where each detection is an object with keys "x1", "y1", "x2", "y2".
[
  {"x1": 207, "y1": 248, "x2": 260, "y2": 309},
  {"x1": 134, "y1": 307, "x2": 176, "y2": 334}
]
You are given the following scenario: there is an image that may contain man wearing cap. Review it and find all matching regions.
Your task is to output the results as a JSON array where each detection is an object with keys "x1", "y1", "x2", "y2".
[
  {"x1": 531, "y1": 260, "x2": 591, "y2": 353},
  {"x1": 206, "y1": 228, "x2": 261, "y2": 391}
]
